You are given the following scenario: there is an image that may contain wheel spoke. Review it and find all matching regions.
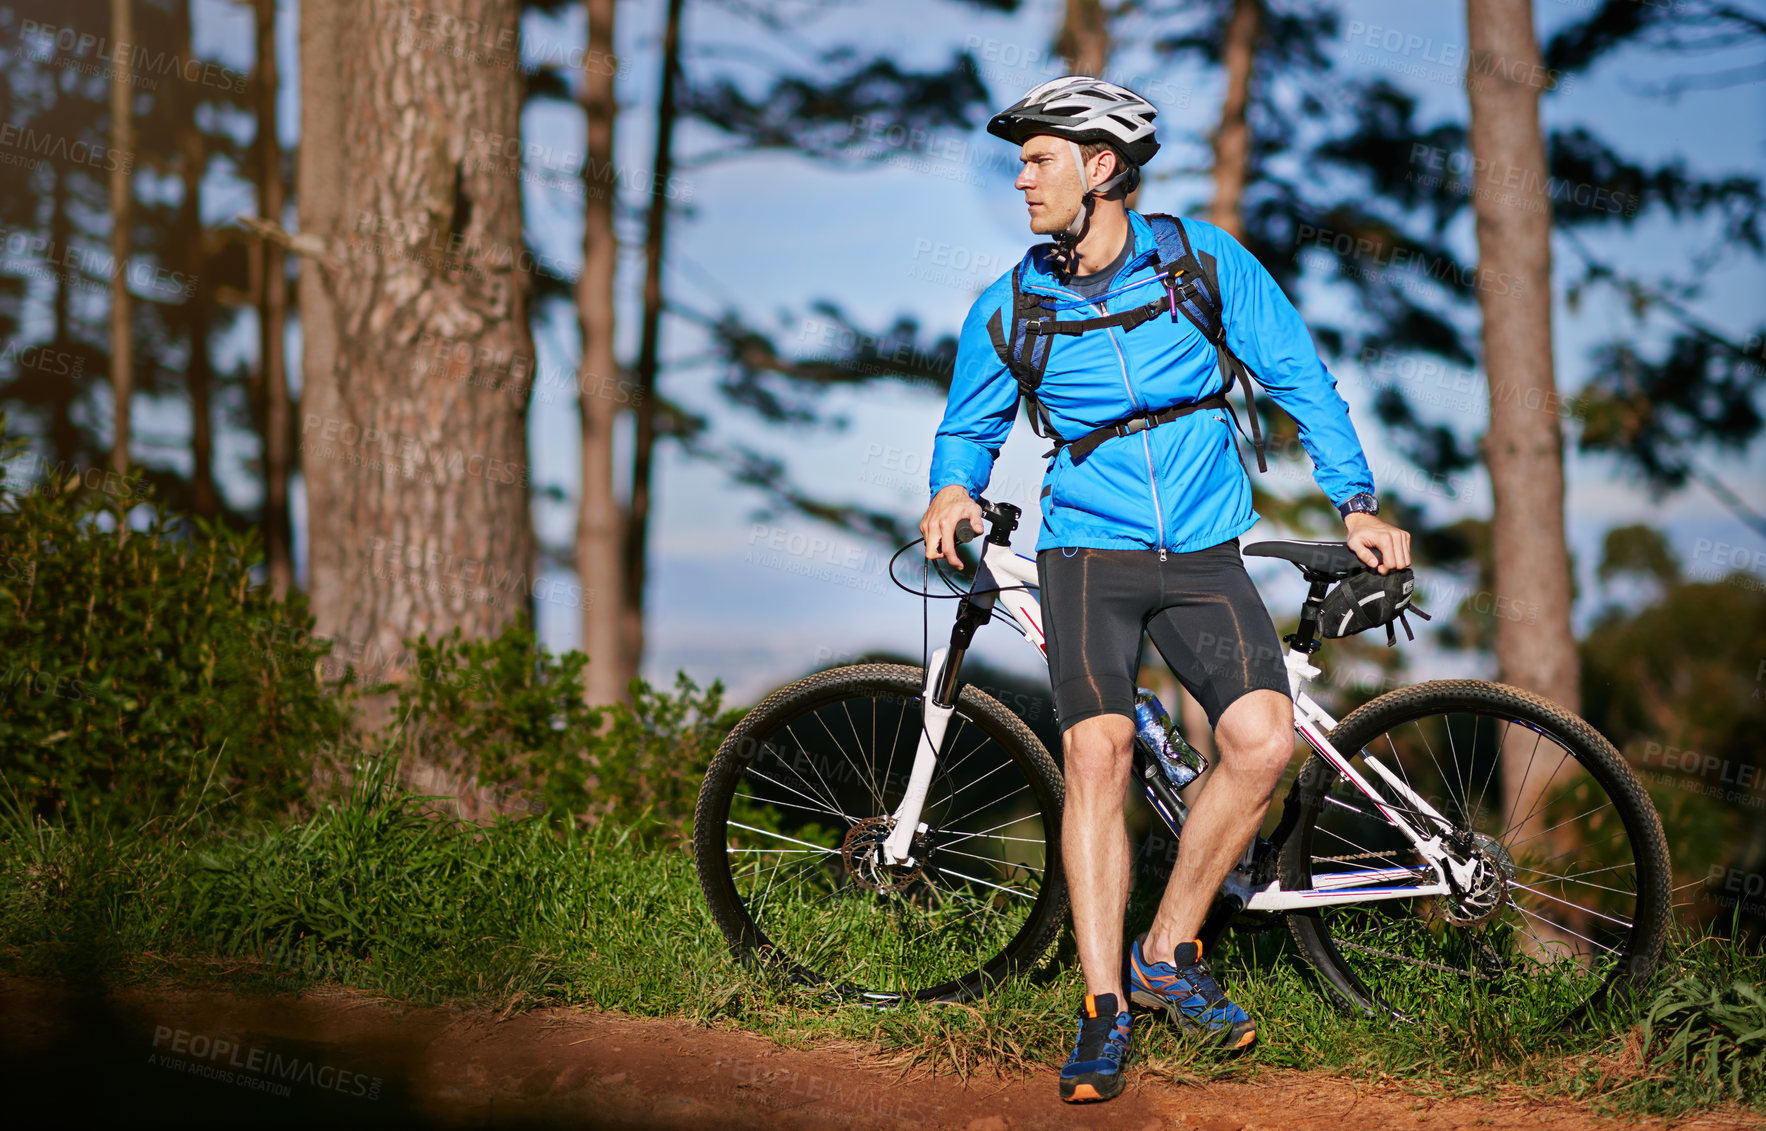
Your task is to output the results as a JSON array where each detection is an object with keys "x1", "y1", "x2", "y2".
[{"x1": 1509, "y1": 881, "x2": 1635, "y2": 930}]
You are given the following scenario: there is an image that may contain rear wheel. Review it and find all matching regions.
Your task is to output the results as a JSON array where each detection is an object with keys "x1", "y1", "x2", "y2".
[
  {"x1": 1281, "y1": 680, "x2": 1670, "y2": 1028},
  {"x1": 693, "y1": 663, "x2": 1067, "y2": 1003}
]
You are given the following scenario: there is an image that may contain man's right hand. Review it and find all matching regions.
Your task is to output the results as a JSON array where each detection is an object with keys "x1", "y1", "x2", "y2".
[{"x1": 920, "y1": 485, "x2": 986, "y2": 568}]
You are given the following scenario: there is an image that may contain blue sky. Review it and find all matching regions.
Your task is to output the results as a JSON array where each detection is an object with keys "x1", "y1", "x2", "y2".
[{"x1": 179, "y1": 0, "x2": 1766, "y2": 706}]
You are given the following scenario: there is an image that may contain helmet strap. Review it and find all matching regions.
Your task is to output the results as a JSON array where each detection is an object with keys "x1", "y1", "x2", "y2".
[
  {"x1": 1063, "y1": 142, "x2": 1093, "y2": 241},
  {"x1": 1052, "y1": 141, "x2": 1131, "y2": 280}
]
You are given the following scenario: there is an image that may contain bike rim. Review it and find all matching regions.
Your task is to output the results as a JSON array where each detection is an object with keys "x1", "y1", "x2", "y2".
[{"x1": 714, "y1": 683, "x2": 1056, "y2": 1001}]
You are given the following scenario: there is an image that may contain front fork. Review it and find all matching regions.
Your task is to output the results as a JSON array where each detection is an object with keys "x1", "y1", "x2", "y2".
[
  {"x1": 880, "y1": 647, "x2": 954, "y2": 865},
  {"x1": 881, "y1": 572, "x2": 1001, "y2": 866}
]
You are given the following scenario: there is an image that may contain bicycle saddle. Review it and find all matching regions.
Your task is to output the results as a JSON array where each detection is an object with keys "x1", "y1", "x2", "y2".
[{"x1": 1243, "y1": 539, "x2": 1368, "y2": 579}]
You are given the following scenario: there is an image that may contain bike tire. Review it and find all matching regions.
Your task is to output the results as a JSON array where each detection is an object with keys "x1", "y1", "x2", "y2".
[
  {"x1": 693, "y1": 663, "x2": 1068, "y2": 1003},
  {"x1": 1280, "y1": 679, "x2": 1670, "y2": 1029}
]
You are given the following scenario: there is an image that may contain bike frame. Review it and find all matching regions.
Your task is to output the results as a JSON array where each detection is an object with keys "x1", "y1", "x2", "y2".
[{"x1": 879, "y1": 536, "x2": 1460, "y2": 913}]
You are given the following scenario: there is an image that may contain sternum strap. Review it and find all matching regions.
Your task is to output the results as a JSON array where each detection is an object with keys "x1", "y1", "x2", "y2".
[{"x1": 1062, "y1": 394, "x2": 1231, "y2": 463}]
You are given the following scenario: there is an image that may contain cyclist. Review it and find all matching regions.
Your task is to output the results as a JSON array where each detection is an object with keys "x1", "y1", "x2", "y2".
[{"x1": 918, "y1": 76, "x2": 1411, "y2": 1103}]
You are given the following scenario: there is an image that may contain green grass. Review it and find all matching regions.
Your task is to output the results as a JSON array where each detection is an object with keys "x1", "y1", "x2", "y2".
[{"x1": 1, "y1": 768, "x2": 1761, "y2": 1120}]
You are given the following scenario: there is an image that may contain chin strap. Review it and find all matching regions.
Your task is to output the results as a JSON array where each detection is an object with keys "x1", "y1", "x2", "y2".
[{"x1": 1052, "y1": 141, "x2": 1134, "y2": 281}]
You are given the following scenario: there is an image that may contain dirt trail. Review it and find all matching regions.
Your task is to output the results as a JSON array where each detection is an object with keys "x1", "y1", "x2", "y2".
[{"x1": 0, "y1": 973, "x2": 1755, "y2": 1129}]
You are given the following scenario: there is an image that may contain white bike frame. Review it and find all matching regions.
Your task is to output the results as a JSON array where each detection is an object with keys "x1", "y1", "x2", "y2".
[{"x1": 879, "y1": 537, "x2": 1459, "y2": 913}]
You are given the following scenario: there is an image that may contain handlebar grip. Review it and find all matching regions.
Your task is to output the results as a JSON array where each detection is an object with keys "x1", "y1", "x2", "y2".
[{"x1": 953, "y1": 519, "x2": 979, "y2": 545}]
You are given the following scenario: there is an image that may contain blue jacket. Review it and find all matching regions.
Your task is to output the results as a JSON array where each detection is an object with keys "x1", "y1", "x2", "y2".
[{"x1": 929, "y1": 210, "x2": 1375, "y2": 553}]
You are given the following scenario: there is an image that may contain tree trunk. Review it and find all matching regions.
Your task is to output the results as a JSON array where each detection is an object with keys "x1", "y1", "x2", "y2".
[
  {"x1": 179, "y1": 0, "x2": 217, "y2": 520},
  {"x1": 257, "y1": 0, "x2": 292, "y2": 593},
  {"x1": 621, "y1": 0, "x2": 683, "y2": 692},
  {"x1": 1464, "y1": 0, "x2": 1580, "y2": 860},
  {"x1": 298, "y1": 0, "x2": 536, "y2": 734},
  {"x1": 108, "y1": 0, "x2": 134, "y2": 473},
  {"x1": 1057, "y1": 0, "x2": 1110, "y2": 76},
  {"x1": 1209, "y1": 0, "x2": 1263, "y2": 240},
  {"x1": 578, "y1": 0, "x2": 630, "y2": 706}
]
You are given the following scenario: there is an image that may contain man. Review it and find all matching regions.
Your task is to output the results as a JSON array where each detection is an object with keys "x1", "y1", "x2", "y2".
[{"x1": 918, "y1": 77, "x2": 1411, "y2": 1104}]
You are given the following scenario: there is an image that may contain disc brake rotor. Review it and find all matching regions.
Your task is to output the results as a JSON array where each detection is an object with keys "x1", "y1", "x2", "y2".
[
  {"x1": 1442, "y1": 832, "x2": 1514, "y2": 928},
  {"x1": 841, "y1": 816, "x2": 926, "y2": 893}
]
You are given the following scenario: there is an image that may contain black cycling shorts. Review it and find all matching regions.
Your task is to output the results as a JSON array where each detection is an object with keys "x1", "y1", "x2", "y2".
[{"x1": 1035, "y1": 541, "x2": 1290, "y2": 734}]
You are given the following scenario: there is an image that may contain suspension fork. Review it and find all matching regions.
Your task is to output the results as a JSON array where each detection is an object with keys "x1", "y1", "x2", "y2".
[{"x1": 879, "y1": 571, "x2": 999, "y2": 865}]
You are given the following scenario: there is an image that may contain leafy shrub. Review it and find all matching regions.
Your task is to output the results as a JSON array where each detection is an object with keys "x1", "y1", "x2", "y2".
[
  {"x1": 381, "y1": 620, "x2": 744, "y2": 835},
  {"x1": 1640, "y1": 973, "x2": 1766, "y2": 1105},
  {"x1": 0, "y1": 423, "x2": 348, "y2": 823}
]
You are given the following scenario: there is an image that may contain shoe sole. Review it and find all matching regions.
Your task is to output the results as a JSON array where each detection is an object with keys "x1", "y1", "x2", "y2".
[
  {"x1": 1128, "y1": 989, "x2": 1258, "y2": 1050},
  {"x1": 1059, "y1": 1075, "x2": 1124, "y2": 1103}
]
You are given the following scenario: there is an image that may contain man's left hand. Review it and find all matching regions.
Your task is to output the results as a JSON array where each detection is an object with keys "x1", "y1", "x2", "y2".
[{"x1": 1345, "y1": 512, "x2": 1411, "y2": 574}]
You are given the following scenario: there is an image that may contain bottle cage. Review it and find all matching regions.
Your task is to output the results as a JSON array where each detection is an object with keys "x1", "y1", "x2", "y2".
[{"x1": 985, "y1": 214, "x2": 1269, "y2": 471}]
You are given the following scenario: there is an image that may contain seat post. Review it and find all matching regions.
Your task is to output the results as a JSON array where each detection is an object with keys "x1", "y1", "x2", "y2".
[{"x1": 1285, "y1": 573, "x2": 1333, "y2": 654}]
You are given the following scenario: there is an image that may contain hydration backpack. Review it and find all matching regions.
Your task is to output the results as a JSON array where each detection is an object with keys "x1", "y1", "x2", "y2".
[{"x1": 986, "y1": 214, "x2": 1268, "y2": 470}]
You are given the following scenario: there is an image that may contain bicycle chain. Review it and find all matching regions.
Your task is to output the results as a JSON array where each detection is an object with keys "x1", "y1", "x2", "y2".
[
  {"x1": 1308, "y1": 852, "x2": 1504, "y2": 981},
  {"x1": 1331, "y1": 939, "x2": 1501, "y2": 980},
  {"x1": 1313, "y1": 851, "x2": 1424, "y2": 864}
]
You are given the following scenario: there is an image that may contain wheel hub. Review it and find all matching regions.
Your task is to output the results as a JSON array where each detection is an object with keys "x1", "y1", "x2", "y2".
[
  {"x1": 841, "y1": 816, "x2": 928, "y2": 893},
  {"x1": 1442, "y1": 832, "x2": 1514, "y2": 927}
]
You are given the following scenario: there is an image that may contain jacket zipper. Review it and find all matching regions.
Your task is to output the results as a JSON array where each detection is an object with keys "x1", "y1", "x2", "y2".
[
  {"x1": 1029, "y1": 237, "x2": 1170, "y2": 558},
  {"x1": 1099, "y1": 321, "x2": 1167, "y2": 558}
]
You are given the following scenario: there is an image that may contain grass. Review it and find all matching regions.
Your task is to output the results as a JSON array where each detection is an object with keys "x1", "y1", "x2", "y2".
[{"x1": 1, "y1": 766, "x2": 1762, "y2": 1120}]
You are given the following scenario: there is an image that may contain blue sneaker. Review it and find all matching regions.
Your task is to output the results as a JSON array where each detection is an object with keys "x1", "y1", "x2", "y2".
[
  {"x1": 1059, "y1": 992, "x2": 1131, "y2": 1103},
  {"x1": 1127, "y1": 935, "x2": 1257, "y2": 1050}
]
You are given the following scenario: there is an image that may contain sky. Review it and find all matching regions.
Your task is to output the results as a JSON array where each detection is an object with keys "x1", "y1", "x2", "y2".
[{"x1": 174, "y1": 0, "x2": 1766, "y2": 707}]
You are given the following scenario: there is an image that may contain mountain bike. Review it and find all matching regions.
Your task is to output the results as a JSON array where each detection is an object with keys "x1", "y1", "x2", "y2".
[{"x1": 693, "y1": 498, "x2": 1671, "y2": 1028}]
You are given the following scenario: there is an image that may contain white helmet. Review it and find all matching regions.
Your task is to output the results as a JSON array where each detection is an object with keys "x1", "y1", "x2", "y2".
[{"x1": 986, "y1": 76, "x2": 1160, "y2": 168}]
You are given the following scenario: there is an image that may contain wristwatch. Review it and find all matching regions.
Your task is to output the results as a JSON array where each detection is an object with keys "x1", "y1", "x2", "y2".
[{"x1": 1337, "y1": 492, "x2": 1379, "y2": 519}]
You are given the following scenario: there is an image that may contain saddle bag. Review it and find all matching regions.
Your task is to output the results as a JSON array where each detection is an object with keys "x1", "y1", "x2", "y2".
[{"x1": 1320, "y1": 567, "x2": 1432, "y2": 646}]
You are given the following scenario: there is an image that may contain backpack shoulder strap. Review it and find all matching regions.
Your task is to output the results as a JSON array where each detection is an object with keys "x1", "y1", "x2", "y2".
[
  {"x1": 986, "y1": 260, "x2": 1063, "y2": 447},
  {"x1": 1141, "y1": 213, "x2": 1268, "y2": 472}
]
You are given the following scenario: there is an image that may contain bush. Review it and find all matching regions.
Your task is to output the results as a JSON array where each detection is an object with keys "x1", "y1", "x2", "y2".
[
  {"x1": 381, "y1": 621, "x2": 744, "y2": 835},
  {"x1": 1640, "y1": 972, "x2": 1766, "y2": 1106},
  {"x1": 0, "y1": 423, "x2": 348, "y2": 824}
]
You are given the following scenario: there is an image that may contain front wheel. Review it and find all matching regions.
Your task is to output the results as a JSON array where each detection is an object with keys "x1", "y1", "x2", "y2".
[
  {"x1": 1281, "y1": 680, "x2": 1670, "y2": 1029},
  {"x1": 693, "y1": 663, "x2": 1068, "y2": 1003}
]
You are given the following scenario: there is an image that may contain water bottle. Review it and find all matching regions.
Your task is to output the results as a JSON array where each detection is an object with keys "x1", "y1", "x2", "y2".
[{"x1": 1133, "y1": 688, "x2": 1208, "y2": 792}]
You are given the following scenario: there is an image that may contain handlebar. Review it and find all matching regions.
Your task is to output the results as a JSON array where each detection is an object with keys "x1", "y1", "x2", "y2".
[{"x1": 951, "y1": 496, "x2": 1019, "y2": 549}]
